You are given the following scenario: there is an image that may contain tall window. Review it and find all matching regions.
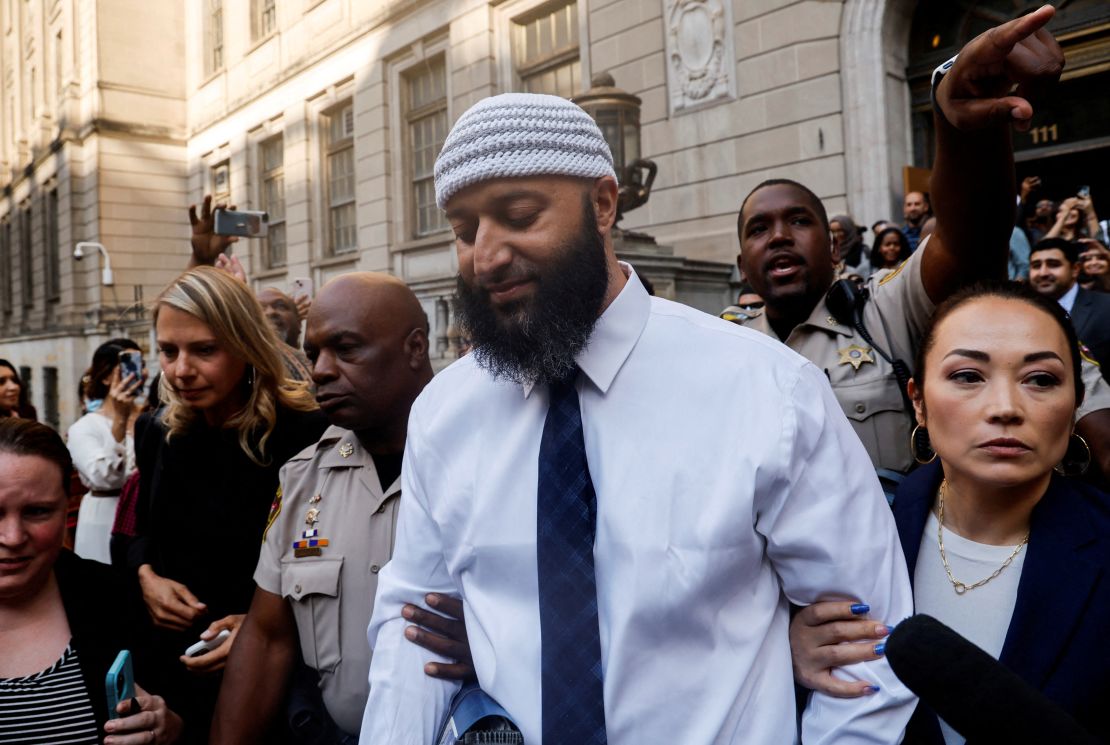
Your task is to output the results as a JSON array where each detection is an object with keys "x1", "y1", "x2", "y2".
[
  {"x1": 259, "y1": 136, "x2": 285, "y2": 268},
  {"x1": 18, "y1": 366, "x2": 31, "y2": 404},
  {"x1": 251, "y1": 0, "x2": 276, "y2": 41},
  {"x1": 53, "y1": 31, "x2": 63, "y2": 103},
  {"x1": 204, "y1": 0, "x2": 224, "y2": 77},
  {"x1": 513, "y1": 1, "x2": 580, "y2": 97},
  {"x1": 45, "y1": 190, "x2": 59, "y2": 301},
  {"x1": 324, "y1": 102, "x2": 356, "y2": 254},
  {"x1": 0, "y1": 221, "x2": 11, "y2": 314},
  {"x1": 405, "y1": 58, "x2": 448, "y2": 237},
  {"x1": 43, "y1": 366, "x2": 58, "y2": 429},
  {"x1": 211, "y1": 161, "x2": 230, "y2": 205},
  {"x1": 19, "y1": 206, "x2": 31, "y2": 308}
]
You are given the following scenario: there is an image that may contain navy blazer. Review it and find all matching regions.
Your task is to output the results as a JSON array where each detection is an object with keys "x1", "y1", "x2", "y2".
[
  {"x1": 1070, "y1": 286, "x2": 1110, "y2": 380},
  {"x1": 891, "y1": 461, "x2": 1110, "y2": 744}
]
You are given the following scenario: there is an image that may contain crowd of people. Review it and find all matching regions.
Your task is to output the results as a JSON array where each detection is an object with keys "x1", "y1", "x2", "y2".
[{"x1": 1, "y1": 6, "x2": 1108, "y2": 745}]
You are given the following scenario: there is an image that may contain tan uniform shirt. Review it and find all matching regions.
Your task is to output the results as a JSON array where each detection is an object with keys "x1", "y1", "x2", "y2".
[
  {"x1": 254, "y1": 425, "x2": 401, "y2": 735},
  {"x1": 739, "y1": 246, "x2": 935, "y2": 473}
]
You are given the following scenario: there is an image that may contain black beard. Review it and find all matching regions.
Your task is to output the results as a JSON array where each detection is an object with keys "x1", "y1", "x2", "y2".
[{"x1": 453, "y1": 202, "x2": 610, "y2": 386}]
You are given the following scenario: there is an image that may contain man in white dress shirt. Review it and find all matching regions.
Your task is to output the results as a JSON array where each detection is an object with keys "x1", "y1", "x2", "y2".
[{"x1": 360, "y1": 93, "x2": 916, "y2": 744}]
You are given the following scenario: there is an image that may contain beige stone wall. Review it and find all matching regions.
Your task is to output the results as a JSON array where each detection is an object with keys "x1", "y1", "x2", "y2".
[
  {"x1": 613, "y1": 0, "x2": 847, "y2": 267},
  {"x1": 0, "y1": 0, "x2": 187, "y2": 428}
]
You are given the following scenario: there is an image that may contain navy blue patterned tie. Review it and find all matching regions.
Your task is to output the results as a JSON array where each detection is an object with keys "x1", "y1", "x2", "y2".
[{"x1": 537, "y1": 374, "x2": 607, "y2": 745}]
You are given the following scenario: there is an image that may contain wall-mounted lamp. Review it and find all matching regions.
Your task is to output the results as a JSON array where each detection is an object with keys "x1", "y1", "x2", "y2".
[{"x1": 74, "y1": 241, "x2": 114, "y2": 286}]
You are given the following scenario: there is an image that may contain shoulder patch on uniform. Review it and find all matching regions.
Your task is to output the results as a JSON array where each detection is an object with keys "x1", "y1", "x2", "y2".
[
  {"x1": 262, "y1": 485, "x2": 282, "y2": 544},
  {"x1": 878, "y1": 258, "x2": 908, "y2": 286},
  {"x1": 720, "y1": 306, "x2": 760, "y2": 324}
]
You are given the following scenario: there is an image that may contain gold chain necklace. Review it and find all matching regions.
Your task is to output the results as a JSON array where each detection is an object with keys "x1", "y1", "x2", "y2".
[{"x1": 937, "y1": 480, "x2": 1029, "y2": 595}]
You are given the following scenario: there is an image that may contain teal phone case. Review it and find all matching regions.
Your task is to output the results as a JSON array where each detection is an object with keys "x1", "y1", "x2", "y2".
[{"x1": 105, "y1": 650, "x2": 134, "y2": 720}]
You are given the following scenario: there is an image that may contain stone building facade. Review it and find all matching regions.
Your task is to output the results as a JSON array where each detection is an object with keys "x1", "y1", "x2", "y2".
[
  {"x1": 2, "y1": 0, "x2": 1108, "y2": 429},
  {"x1": 0, "y1": 0, "x2": 187, "y2": 429}
]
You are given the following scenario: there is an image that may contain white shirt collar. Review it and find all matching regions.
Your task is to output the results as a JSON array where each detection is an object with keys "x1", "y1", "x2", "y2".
[
  {"x1": 522, "y1": 261, "x2": 650, "y2": 398},
  {"x1": 1058, "y1": 281, "x2": 1079, "y2": 314}
]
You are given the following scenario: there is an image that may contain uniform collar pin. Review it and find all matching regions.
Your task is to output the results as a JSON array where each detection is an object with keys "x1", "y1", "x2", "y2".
[{"x1": 338, "y1": 442, "x2": 354, "y2": 458}]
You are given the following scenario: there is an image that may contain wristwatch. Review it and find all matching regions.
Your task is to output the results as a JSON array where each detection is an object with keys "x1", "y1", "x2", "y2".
[{"x1": 930, "y1": 54, "x2": 959, "y2": 115}]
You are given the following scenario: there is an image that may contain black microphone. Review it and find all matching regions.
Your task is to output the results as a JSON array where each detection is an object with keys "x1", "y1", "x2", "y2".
[{"x1": 884, "y1": 614, "x2": 1098, "y2": 744}]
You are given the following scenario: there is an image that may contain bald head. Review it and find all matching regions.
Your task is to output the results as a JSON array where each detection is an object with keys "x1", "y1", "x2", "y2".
[
  {"x1": 304, "y1": 272, "x2": 432, "y2": 448},
  {"x1": 310, "y1": 273, "x2": 428, "y2": 340}
]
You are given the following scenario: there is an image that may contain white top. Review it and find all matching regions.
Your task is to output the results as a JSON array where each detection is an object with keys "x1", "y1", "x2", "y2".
[
  {"x1": 361, "y1": 265, "x2": 916, "y2": 744},
  {"x1": 914, "y1": 510, "x2": 1026, "y2": 745},
  {"x1": 66, "y1": 412, "x2": 133, "y2": 492}
]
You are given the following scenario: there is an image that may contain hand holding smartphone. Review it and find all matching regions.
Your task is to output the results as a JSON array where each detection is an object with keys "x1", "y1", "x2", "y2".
[
  {"x1": 184, "y1": 628, "x2": 231, "y2": 658},
  {"x1": 214, "y1": 208, "x2": 269, "y2": 238},
  {"x1": 105, "y1": 650, "x2": 135, "y2": 720},
  {"x1": 118, "y1": 350, "x2": 143, "y2": 384}
]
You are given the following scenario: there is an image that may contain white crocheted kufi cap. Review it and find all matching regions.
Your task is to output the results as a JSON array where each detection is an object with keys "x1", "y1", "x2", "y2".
[{"x1": 434, "y1": 92, "x2": 616, "y2": 209}]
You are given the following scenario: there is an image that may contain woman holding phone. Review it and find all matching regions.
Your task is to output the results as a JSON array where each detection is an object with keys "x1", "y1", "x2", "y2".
[
  {"x1": 130, "y1": 266, "x2": 326, "y2": 743},
  {"x1": 790, "y1": 281, "x2": 1110, "y2": 742},
  {"x1": 0, "y1": 418, "x2": 182, "y2": 744},
  {"x1": 67, "y1": 339, "x2": 145, "y2": 565}
]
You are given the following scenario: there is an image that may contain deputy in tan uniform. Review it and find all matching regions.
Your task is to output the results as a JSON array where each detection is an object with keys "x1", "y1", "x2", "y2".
[
  {"x1": 257, "y1": 425, "x2": 400, "y2": 736},
  {"x1": 731, "y1": 177, "x2": 1110, "y2": 487},
  {"x1": 211, "y1": 273, "x2": 469, "y2": 744},
  {"x1": 736, "y1": 244, "x2": 932, "y2": 475}
]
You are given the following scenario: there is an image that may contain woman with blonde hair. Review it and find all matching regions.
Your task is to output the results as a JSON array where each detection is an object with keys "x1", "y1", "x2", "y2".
[{"x1": 129, "y1": 266, "x2": 327, "y2": 743}]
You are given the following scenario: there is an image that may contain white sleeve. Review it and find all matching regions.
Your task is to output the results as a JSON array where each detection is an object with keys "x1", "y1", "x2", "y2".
[
  {"x1": 360, "y1": 411, "x2": 461, "y2": 744},
  {"x1": 67, "y1": 417, "x2": 129, "y2": 491},
  {"x1": 754, "y1": 362, "x2": 916, "y2": 744}
]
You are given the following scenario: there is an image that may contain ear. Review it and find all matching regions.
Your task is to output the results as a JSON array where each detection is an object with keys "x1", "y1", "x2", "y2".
[
  {"x1": 404, "y1": 327, "x2": 429, "y2": 370},
  {"x1": 907, "y1": 378, "x2": 926, "y2": 427},
  {"x1": 829, "y1": 232, "x2": 842, "y2": 265},
  {"x1": 735, "y1": 252, "x2": 743, "y2": 273},
  {"x1": 592, "y1": 176, "x2": 619, "y2": 234}
]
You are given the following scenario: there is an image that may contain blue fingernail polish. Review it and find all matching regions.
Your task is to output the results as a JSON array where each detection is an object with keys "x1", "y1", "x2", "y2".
[
  {"x1": 874, "y1": 642, "x2": 886, "y2": 655},
  {"x1": 850, "y1": 603, "x2": 870, "y2": 615},
  {"x1": 866, "y1": 685, "x2": 881, "y2": 694}
]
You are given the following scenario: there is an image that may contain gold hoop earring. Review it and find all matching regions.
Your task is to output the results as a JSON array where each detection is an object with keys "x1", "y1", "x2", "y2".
[
  {"x1": 910, "y1": 424, "x2": 936, "y2": 464},
  {"x1": 1054, "y1": 433, "x2": 1091, "y2": 477}
]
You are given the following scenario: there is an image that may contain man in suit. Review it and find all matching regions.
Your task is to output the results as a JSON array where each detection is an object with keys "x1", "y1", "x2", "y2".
[{"x1": 1030, "y1": 237, "x2": 1110, "y2": 379}]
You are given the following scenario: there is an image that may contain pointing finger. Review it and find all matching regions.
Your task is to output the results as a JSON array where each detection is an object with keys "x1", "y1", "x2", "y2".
[{"x1": 986, "y1": 4, "x2": 1054, "y2": 57}]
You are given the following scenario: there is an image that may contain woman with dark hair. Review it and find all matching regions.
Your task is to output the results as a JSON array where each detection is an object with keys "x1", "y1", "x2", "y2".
[
  {"x1": 132, "y1": 267, "x2": 326, "y2": 742},
  {"x1": 67, "y1": 339, "x2": 144, "y2": 565},
  {"x1": 830, "y1": 214, "x2": 870, "y2": 277},
  {"x1": 1047, "y1": 195, "x2": 1102, "y2": 243},
  {"x1": 790, "y1": 281, "x2": 1110, "y2": 742},
  {"x1": 0, "y1": 360, "x2": 20, "y2": 418},
  {"x1": 869, "y1": 227, "x2": 913, "y2": 278},
  {"x1": 0, "y1": 417, "x2": 183, "y2": 744}
]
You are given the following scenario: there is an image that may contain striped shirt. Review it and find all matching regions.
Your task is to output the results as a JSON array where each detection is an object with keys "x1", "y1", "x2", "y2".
[{"x1": 0, "y1": 643, "x2": 99, "y2": 744}]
